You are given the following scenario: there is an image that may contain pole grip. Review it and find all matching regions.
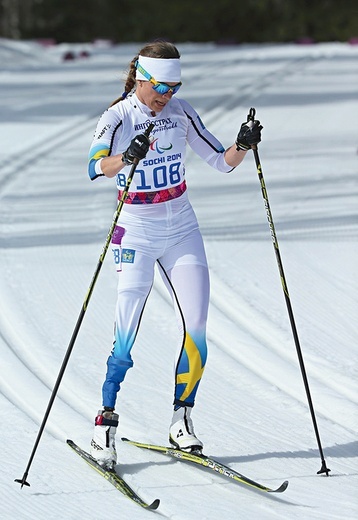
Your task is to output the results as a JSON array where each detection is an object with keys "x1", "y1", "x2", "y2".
[
  {"x1": 145, "y1": 122, "x2": 155, "y2": 137},
  {"x1": 246, "y1": 108, "x2": 257, "y2": 146},
  {"x1": 248, "y1": 107, "x2": 256, "y2": 121}
]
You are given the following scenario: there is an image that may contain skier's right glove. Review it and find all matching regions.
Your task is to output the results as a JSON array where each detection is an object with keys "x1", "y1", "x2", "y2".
[
  {"x1": 122, "y1": 133, "x2": 150, "y2": 165},
  {"x1": 235, "y1": 120, "x2": 263, "y2": 151}
]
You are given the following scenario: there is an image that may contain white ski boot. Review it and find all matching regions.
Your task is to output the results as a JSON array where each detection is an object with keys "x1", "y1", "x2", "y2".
[
  {"x1": 169, "y1": 406, "x2": 203, "y2": 453},
  {"x1": 90, "y1": 409, "x2": 119, "y2": 470}
]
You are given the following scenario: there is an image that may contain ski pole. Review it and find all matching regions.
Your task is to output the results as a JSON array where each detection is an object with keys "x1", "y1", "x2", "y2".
[
  {"x1": 247, "y1": 108, "x2": 330, "y2": 476},
  {"x1": 15, "y1": 123, "x2": 155, "y2": 488}
]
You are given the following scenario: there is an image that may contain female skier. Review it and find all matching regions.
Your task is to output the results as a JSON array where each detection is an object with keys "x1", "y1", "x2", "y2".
[{"x1": 88, "y1": 40, "x2": 262, "y2": 469}]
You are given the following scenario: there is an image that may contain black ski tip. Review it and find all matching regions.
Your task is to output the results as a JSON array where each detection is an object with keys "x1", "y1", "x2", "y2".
[
  {"x1": 14, "y1": 478, "x2": 30, "y2": 488},
  {"x1": 148, "y1": 498, "x2": 160, "y2": 510},
  {"x1": 67, "y1": 439, "x2": 79, "y2": 450},
  {"x1": 269, "y1": 480, "x2": 289, "y2": 493}
]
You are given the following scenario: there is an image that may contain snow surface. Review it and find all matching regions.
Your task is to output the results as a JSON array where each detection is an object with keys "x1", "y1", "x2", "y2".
[{"x1": 0, "y1": 38, "x2": 357, "y2": 519}]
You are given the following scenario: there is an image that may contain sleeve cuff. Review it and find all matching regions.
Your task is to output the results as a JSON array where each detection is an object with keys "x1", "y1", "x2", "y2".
[{"x1": 95, "y1": 158, "x2": 104, "y2": 176}]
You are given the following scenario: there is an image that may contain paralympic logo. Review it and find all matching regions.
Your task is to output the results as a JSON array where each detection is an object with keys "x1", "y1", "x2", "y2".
[{"x1": 150, "y1": 138, "x2": 173, "y2": 154}]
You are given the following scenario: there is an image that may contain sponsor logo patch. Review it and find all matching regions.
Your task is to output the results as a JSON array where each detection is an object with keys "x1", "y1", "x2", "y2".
[{"x1": 121, "y1": 249, "x2": 136, "y2": 263}]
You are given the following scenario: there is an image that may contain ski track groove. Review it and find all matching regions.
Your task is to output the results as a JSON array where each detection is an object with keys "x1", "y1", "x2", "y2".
[
  {"x1": 209, "y1": 271, "x2": 357, "y2": 404},
  {"x1": 0, "y1": 115, "x2": 99, "y2": 198},
  {"x1": 0, "y1": 327, "x2": 80, "y2": 442},
  {"x1": 153, "y1": 272, "x2": 356, "y2": 440},
  {"x1": 208, "y1": 273, "x2": 357, "y2": 435},
  {"x1": 188, "y1": 55, "x2": 315, "y2": 127}
]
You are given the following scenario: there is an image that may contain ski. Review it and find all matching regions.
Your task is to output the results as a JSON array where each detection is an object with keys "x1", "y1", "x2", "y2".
[
  {"x1": 67, "y1": 439, "x2": 160, "y2": 511},
  {"x1": 122, "y1": 437, "x2": 288, "y2": 494}
]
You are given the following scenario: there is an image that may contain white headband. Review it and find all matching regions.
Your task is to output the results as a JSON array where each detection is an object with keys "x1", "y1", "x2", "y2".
[{"x1": 136, "y1": 55, "x2": 181, "y2": 83}]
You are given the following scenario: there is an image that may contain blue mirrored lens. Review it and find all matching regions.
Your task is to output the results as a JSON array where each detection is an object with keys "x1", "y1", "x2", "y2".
[{"x1": 153, "y1": 82, "x2": 181, "y2": 95}]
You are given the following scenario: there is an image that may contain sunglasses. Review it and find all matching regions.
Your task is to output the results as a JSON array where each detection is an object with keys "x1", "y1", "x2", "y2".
[{"x1": 135, "y1": 61, "x2": 182, "y2": 95}]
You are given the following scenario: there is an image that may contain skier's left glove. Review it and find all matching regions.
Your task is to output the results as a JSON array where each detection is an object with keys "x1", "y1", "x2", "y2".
[{"x1": 235, "y1": 120, "x2": 263, "y2": 151}]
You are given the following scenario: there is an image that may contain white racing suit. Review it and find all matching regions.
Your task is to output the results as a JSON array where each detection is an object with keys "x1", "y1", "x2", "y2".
[{"x1": 88, "y1": 93, "x2": 233, "y2": 410}]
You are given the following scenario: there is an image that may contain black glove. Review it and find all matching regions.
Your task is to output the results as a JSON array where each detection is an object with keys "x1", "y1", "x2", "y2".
[
  {"x1": 235, "y1": 120, "x2": 263, "y2": 151},
  {"x1": 122, "y1": 133, "x2": 150, "y2": 165}
]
